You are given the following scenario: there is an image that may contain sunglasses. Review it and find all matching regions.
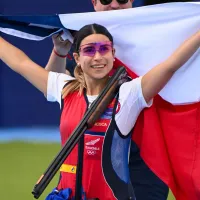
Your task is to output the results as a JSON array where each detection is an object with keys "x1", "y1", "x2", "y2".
[
  {"x1": 79, "y1": 41, "x2": 113, "y2": 57},
  {"x1": 100, "y1": 0, "x2": 129, "y2": 5}
]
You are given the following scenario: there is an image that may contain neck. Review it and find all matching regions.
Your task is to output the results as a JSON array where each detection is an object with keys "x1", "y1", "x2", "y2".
[{"x1": 85, "y1": 76, "x2": 109, "y2": 96}]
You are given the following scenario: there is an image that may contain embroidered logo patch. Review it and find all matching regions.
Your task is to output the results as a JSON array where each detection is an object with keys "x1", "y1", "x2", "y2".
[{"x1": 85, "y1": 138, "x2": 100, "y2": 145}]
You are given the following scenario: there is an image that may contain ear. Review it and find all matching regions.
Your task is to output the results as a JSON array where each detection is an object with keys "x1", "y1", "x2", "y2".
[
  {"x1": 112, "y1": 48, "x2": 116, "y2": 58},
  {"x1": 91, "y1": 0, "x2": 96, "y2": 6},
  {"x1": 130, "y1": 0, "x2": 134, "y2": 3},
  {"x1": 73, "y1": 52, "x2": 80, "y2": 64}
]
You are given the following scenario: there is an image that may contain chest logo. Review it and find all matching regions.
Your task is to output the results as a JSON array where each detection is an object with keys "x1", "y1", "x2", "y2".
[{"x1": 85, "y1": 138, "x2": 100, "y2": 146}]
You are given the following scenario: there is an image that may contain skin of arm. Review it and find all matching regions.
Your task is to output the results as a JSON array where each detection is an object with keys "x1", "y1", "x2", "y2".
[
  {"x1": 142, "y1": 30, "x2": 200, "y2": 103},
  {"x1": 0, "y1": 37, "x2": 49, "y2": 95},
  {"x1": 45, "y1": 33, "x2": 72, "y2": 74}
]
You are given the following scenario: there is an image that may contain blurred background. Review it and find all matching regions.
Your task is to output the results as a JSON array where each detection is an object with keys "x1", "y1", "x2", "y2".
[{"x1": 0, "y1": 0, "x2": 198, "y2": 199}]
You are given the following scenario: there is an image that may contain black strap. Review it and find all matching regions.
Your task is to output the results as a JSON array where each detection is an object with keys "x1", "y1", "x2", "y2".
[{"x1": 75, "y1": 134, "x2": 84, "y2": 200}]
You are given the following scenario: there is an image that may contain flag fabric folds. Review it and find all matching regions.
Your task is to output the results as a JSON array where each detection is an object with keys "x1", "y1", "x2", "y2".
[
  {"x1": 0, "y1": 15, "x2": 63, "y2": 40},
  {"x1": 59, "y1": 2, "x2": 200, "y2": 104},
  {"x1": 1, "y1": 2, "x2": 200, "y2": 200},
  {"x1": 1, "y1": 3, "x2": 200, "y2": 103}
]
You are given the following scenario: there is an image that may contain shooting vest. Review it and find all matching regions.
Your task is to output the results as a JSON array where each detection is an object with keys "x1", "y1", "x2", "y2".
[{"x1": 57, "y1": 90, "x2": 135, "y2": 200}]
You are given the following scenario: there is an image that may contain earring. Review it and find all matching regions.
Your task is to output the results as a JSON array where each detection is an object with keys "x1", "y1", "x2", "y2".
[{"x1": 113, "y1": 58, "x2": 115, "y2": 61}]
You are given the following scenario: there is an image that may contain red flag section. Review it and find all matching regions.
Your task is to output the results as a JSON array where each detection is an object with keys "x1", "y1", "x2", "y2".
[{"x1": 114, "y1": 58, "x2": 200, "y2": 200}]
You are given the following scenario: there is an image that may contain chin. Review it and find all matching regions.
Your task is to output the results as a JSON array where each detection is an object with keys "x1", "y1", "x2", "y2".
[
  {"x1": 93, "y1": 75, "x2": 107, "y2": 80},
  {"x1": 93, "y1": 73, "x2": 109, "y2": 80}
]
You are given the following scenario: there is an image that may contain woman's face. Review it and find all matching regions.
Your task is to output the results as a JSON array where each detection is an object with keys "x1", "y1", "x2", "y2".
[{"x1": 73, "y1": 34, "x2": 115, "y2": 81}]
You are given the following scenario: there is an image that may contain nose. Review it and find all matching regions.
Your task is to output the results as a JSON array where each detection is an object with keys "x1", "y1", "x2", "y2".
[
  {"x1": 93, "y1": 50, "x2": 103, "y2": 60},
  {"x1": 110, "y1": 0, "x2": 120, "y2": 9}
]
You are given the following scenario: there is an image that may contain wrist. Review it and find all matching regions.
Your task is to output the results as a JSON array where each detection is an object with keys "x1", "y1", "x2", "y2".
[
  {"x1": 53, "y1": 48, "x2": 68, "y2": 58},
  {"x1": 53, "y1": 49, "x2": 72, "y2": 60}
]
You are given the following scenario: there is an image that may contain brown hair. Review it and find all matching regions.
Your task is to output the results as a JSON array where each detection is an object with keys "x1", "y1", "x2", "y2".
[{"x1": 62, "y1": 23, "x2": 113, "y2": 99}]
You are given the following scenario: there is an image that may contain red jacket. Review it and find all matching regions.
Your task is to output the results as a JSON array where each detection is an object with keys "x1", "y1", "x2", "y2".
[{"x1": 58, "y1": 90, "x2": 134, "y2": 199}]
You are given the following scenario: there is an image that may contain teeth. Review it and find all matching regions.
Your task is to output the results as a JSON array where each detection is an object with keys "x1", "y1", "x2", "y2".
[{"x1": 91, "y1": 65, "x2": 105, "y2": 68}]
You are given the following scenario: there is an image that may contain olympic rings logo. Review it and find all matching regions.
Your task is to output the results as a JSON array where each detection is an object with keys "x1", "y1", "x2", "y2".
[{"x1": 87, "y1": 150, "x2": 96, "y2": 155}]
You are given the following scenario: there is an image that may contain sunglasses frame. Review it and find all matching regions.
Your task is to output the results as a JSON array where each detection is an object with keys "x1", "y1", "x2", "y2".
[
  {"x1": 78, "y1": 41, "x2": 113, "y2": 57},
  {"x1": 99, "y1": 0, "x2": 129, "y2": 5}
]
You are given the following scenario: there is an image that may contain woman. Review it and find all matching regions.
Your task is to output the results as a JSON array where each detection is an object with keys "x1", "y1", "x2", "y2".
[{"x1": 0, "y1": 23, "x2": 199, "y2": 199}]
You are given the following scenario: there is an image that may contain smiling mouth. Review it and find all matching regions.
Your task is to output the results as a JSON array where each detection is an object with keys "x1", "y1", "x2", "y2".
[{"x1": 91, "y1": 64, "x2": 106, "y2": 69}]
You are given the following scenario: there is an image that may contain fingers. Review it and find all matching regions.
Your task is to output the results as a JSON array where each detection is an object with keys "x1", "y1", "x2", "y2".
[
  {"x1": 52, "y1": 32, "x2": 72, "y2": 55},
  {"x1": 52, "y1": 32, "x2": 72, "y2": 45},
  {"x1": 61, "y1": 39, "x2": 71, "y2": 47},
  {"x1": 52, "y1": 32, "x2": 60, "y2": 39},
  {"x1": 52, "y1": 31, "x2": 64, "y2": 42},
  {"x1": 58, "y1": 35, "x2": 65, "y2": 43}
]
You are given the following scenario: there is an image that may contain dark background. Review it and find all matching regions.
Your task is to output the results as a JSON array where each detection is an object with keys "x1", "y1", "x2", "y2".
[{"x1": 0, "y1": 0, "x2": 196, "y2": 127}]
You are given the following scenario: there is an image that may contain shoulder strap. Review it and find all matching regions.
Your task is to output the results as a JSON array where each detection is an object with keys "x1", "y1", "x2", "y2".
[
  {"x1": 75, "y1": 89, "x2": 87, "y2": 200},
  {"x1": 75, "y1": 135, "x2": 84, "y2": 200}
]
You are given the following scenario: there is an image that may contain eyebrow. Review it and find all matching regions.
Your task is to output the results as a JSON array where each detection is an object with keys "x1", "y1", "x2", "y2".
[{"x1": 82, "y1": 41, "x2": 112, "y2": 46}]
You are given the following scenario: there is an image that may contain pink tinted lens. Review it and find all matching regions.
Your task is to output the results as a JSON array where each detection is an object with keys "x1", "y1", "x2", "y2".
[
  {"x1": 82, "y1": 46, "x2": 96, "y2": 56},
  {"x1": 99, "y1": 44, "x2": 113, "y2": 55},
  {"x1": 80, "y1": 42, "x2": 113, "y2": 57}
]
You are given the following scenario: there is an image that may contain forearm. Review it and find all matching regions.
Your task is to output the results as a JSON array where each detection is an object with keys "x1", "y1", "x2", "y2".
[
  {"x1": 0, "y1": 37, "x2": 48, "y2": 94},
  {"x1": 141, "y1": 30, "x2": 200, "y2": 103},
  {"x1": 0, "y1": 37, "x2": 31, "y2": 74},
  {"x1": 45, "y1": 49, "x2": 67, "y2": 74},
  {"x1": 168, "y1": 30, "x2": 200, "y2": 72}
]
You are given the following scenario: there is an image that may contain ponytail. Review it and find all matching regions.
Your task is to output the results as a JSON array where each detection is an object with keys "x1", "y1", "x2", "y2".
[{"x1": 62, "y1": 64, "x2": 86, "y2": 99}]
